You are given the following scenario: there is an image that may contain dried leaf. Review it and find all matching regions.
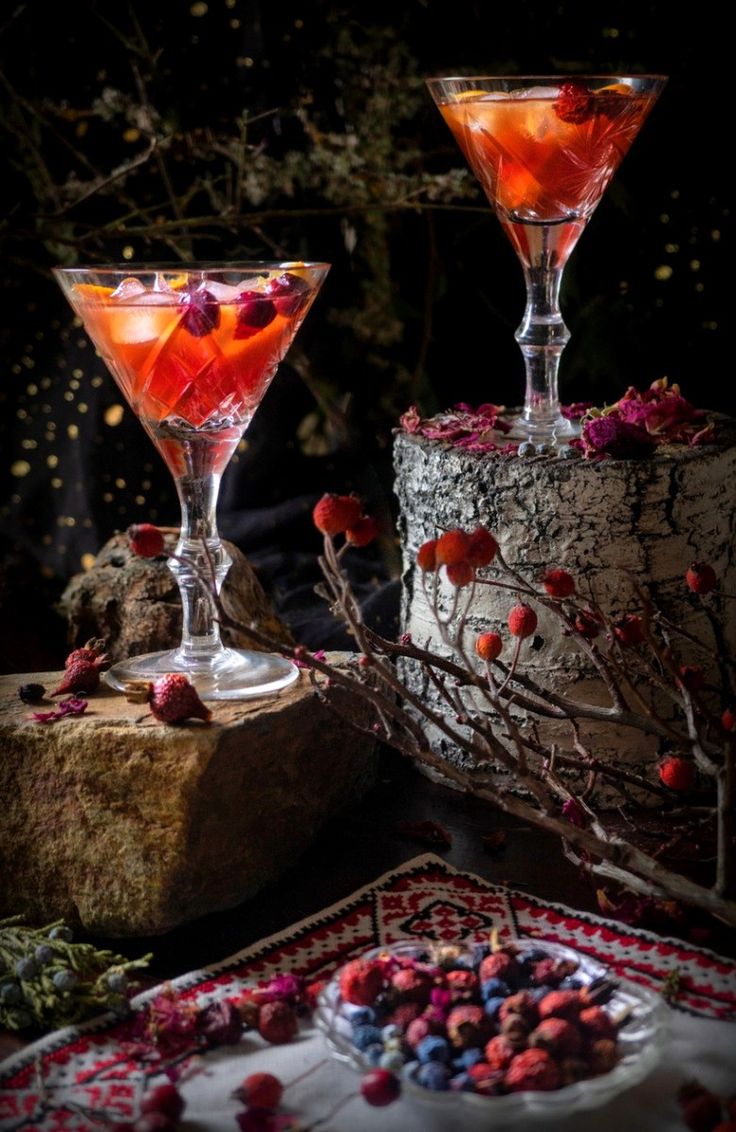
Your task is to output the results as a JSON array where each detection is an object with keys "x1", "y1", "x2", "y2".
[{"x1": 394, "y1": 820, "x2": 452, "y2": 848}]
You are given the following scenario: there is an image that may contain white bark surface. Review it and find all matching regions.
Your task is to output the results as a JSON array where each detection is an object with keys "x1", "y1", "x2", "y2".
[{"x1": 394, "y1": 432, "x2": 736, "y2": 801}]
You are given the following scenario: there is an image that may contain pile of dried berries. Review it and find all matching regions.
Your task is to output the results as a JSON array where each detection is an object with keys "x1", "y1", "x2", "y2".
[{"x1": 331, "y1": 940, "x2": 624, "y2": 1097}]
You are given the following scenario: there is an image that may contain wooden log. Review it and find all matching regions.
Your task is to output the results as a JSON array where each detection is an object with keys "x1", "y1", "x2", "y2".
[
  {"x1": 394, "y1": 430, "x2": 736, "y2": 800},
  {"x1": 0, "y1": 660, "x2": 375, "y2": 936}
]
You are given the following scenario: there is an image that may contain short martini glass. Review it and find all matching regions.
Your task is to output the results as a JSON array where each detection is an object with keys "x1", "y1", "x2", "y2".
[
  {"x1": 426, "y1": 75, "x2": 666, "y2": 443},
  {"x1": 54, "y1": 261, "x2": 329, "y2": 699}
]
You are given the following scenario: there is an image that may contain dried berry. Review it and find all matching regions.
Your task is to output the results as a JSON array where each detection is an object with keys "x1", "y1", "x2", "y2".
[
  {"x1": 529, "y1": 1017, "x2": 582, "y2": 1056},
  {"x1": 537, "y1": 989, "x2": 582, "y2": 1021},
  {"x1": 312, "y1": 493, "x2": 362, "y2": 536},
  {"x1": 360, "y1": 1068, "x2": 401, "y2": 1106},
  {"x1": 235, "y1": 1072, "x2": 284, "y2": 1110},
  {"x1": 18, "y1": 683, "x2": 46, "y2": 703},
  {"x1": 435, "y1": 529, "x2": 471, "y2": 567},
  {"x1": 391, "y1": 966, "x2": 434, "y2": 1004},
  {"x1": 686, "y1": 561, "x2": 718, "y2": 595},
  {"x1": 679, "y1": 664, "x2": 706, "y2": 692},
  {"x1": 498, "y1": 991, "x2": 539, "y2": 1028},
  {"x1": 467, "y1": 1062, "x2": 505, "y2": 1095},
  {"x1": 540, "y1": 568, "x2": 576, "y2": 598},
  {"x1": 446, "y1": 1004, "x2": 487, "y2": 1048},
  {"x1": 588, "y1": 1038, "x2": 618, "y2": 1075},
  {"x1": 508, "y1": 603, "x2": 538, "y2": 639},
  {"x1": 554, "y1": 82, "x2": 594, "y2": 124},
  {"x1": 198, "y1": 1000, "x2": 243, "y2": 1044},
  {"x1": 578, "y1": 1005, "x2": 616, "y2": 1041},
  {"x1": 479, "y1": 951, "x2": 519, "y2": 985},
  {"x1": 446, "y1": 561, "x2": 475, "y2": 587},
  {"x1": 722, "y1": 708, "x2": 736, "y2": 732},
  {"x1": 140, "y1": 1083, "x2": 186, "y2": 1121},
  {"x1": 613, "y1": 613, "x2": 646, "y2": 647},
  {"x1": 659, "y1": 756, "x2": 696, "y2": 792},
  {"x1": 338, "y1": 958, "x2": 385, "y2": 1006},
  {"x1": 505, "y1": 1047, "x2": 561, "y2": 1091},
  {"x1": 417, "y1": 539, "x2": 438, "y2": 572},
  {"x1": 475, "y1": 632, "x2": 503, "y2": 662},
  {"x1": 235, "y1": 292, "x2": 277, "y2": 339},
  {"x1": 145, "y1": 674, "x2": 212, "y2": 725},
  {"x1": 346, "y1": 516, "x2": 379, "y2": 547},
  {"x1": 128, "y1": 523, "x2": 166, "y2": 558},
  {"x1": 257, "y1": 1000, "x2": 298, "y2": 1044},
  {"x1": 179, "y1": 287, "x2": 220, "y2": 337},
  {"x1": 52, "y1": 658, "x2": 104, "y2": 696},
  {"x1": 484, "y1": 1034, "x2": 517, "y2": 1071},
  {"x1": 574, "y1": 609, "x2": 603, "y2": 640},
  {"x1": 466, "y1": 526, "x2": 498, "y2": 568}
]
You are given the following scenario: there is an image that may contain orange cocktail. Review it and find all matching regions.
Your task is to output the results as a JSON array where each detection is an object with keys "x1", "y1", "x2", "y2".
[
  {"x1": 427, "y1": 76, "x2": 666, "y2": 441},
  {"x1": 55, "y1": 262, "x2": 329, "y2": 699}
]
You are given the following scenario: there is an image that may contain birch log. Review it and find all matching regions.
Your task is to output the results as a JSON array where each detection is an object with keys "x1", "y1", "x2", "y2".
[{"x1": 394, "y1": 430, "x2": 736, "y2": 800}]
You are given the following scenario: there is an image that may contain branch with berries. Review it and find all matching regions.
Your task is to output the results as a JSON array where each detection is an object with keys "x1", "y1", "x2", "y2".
[{"x1": 118, "y1": 500, "x2": 736, "y2": 927}]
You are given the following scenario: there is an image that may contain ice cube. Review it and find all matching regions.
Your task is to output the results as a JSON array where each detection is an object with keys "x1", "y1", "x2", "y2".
[
  {"x1": 111, "y1": 277, "x2": 146, "y2": 300},
  {"x1": 127, "y1": 290, "x2": 179, "y2": 306},
  {"x1": 204, "y1": 281, "x2": 245, "y2": 302},
  {"x1": 110, "y1": 303, "x2": 180, "y2": 344},
  {"x1": 515, "y1": 86, "x2": 559, "y2": 101}
]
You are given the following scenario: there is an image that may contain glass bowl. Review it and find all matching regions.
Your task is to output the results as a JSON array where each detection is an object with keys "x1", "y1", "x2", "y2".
[{"x1": 314, "y1": 938, "x2": 668, "y2": 1122}]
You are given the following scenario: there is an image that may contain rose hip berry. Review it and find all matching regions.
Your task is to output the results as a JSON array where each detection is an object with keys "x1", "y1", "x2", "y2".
[
  {"x1": 417, "y1": 539, "x2": 438, "y2": 572},
  {"x1": 574, "y1": 609, "x2": 603, "y2": 640},
  {"x1": 659, "y1": 756, "x2": 695, "y2": 792},
  {"x1": 128, "y1": 522, "x2": 166, "y2": 558},
  {"x1": 257, "y1": 1000, "x2": 298, "y2": 1044},
  {"x1": 686, "y1": 561, "x2": 718, "y2": 595},
  {"x1": 540, "y1": 568, "x2": 576, "y2": 598},
  {"x1": 360, "y1": 1068, "x2": 401, "y2": 1106},
  {"x1": 679, "y1": 664, "x2": 706, "y2": 692},
  {"x1": 147, "y1": 673, "x2": 212, "y2": 724},
  {"x1": 722, "y1": 708, "x2": 736, "y2": 732},
  {"x1": 312, "y1": 493, "x2": 362, "y2": 536},
  {"x1": 466, "y1": 526, "x2": 498, "y2": 568},
  {"x1": 236, "y1": 1072, "x2": 284, "y2": 1110},
  {"x1": 613, "y1": 613, "x2": 646, "y2": 647},
  {"x1": 338, "y1": 958, "x2": 385, "y2": 1006},
  {"x1": 140, "y1": 1084, "x2": 185, "y2": 1121},
  {"x1": 475, "y1": 632, "x2": 503, "y2": 662},
  {"x1": 435, "y1": 529, "x2": 471, "y2": 568},
  {"x1": 446, "y1": 561, "x2": 475, "y2": 587},
  {"x1": 505, "y1": 1047, "x2": 561, "y2": 1092},
  {"x1": 508, "y1": 603, "x2": 538, "y2": 639},
  {"x1": 346, "y1": 516, "x2": 378, "y2": 547},
  {"x1": 52, "y1": 659, "x2": 105, "y2": 696}
]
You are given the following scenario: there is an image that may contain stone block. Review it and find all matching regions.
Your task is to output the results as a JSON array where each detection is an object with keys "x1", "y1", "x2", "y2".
[{"x1": 0, "y1": 660, "x2": 375, "y2": 936}]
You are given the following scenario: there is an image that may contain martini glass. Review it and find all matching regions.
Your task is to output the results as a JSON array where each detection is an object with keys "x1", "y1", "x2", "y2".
[
  {"x1": 426, "y1": 75, "x2": 666, "y2": 443},
  {"x1": 54, "y1": 261, "x2": 329, "y2": 699}
]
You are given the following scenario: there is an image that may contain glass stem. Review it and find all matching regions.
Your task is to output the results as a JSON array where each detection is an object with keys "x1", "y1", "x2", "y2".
[
  {"x1": 514, "y1": 225, "x2": 571, "y2": 440},
  {"x1": 170, "y1": 472, "x2": 232, "y2": 664}
]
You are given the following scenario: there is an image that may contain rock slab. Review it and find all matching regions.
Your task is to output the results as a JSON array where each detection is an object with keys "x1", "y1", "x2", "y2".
[
  {"x1": 0, "y1": 661, "x2": 375, "y2": 936},
  {"x1": 61, "y1": 531, "x2": 292, "y2": 662}
]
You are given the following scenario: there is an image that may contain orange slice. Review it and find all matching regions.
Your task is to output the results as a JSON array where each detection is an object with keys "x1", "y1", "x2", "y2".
[{"x1": 73, "y1": 283, "x2": 115, "y2": 301}]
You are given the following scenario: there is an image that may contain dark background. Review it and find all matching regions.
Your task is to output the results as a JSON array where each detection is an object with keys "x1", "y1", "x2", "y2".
[{"x1": 0, "y1": 0, "x2": 730, "y2": 671}]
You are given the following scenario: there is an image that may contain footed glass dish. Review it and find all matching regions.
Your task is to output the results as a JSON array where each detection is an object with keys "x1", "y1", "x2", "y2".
[{"x1": 315, "y1": 938, "x2": 668, "y2": 1122}]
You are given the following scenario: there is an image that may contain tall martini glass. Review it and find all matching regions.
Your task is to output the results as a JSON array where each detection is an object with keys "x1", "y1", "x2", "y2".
[
  {"x1": 426, "y1": 75, "x2": 666, "y2": 442},
  {"x1": 54, "y1": 261, "x2": 329, "y2": 699}
]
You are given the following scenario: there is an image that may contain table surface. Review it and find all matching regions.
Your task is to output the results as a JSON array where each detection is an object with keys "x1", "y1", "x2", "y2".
[{"x1": 2, "y1": 748, "x2": 732, "y2": 1062}]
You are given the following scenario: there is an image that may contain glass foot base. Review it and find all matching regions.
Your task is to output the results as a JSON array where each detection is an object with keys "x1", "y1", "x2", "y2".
[
  {"x1": 104, "y1": 647, "x2": 299, "y2": 701},
  {"x1": 507, "y1": 412, "x2": 579, "y2": 444}
]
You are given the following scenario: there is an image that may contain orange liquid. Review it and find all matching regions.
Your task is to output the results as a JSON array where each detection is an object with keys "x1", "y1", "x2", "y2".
[
  {"x1": 73, "y1": 288, "x2": 310, "y2": 477},
  {"x1": 440, "y1": 87, "x2": 656, "y2": 223}
]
